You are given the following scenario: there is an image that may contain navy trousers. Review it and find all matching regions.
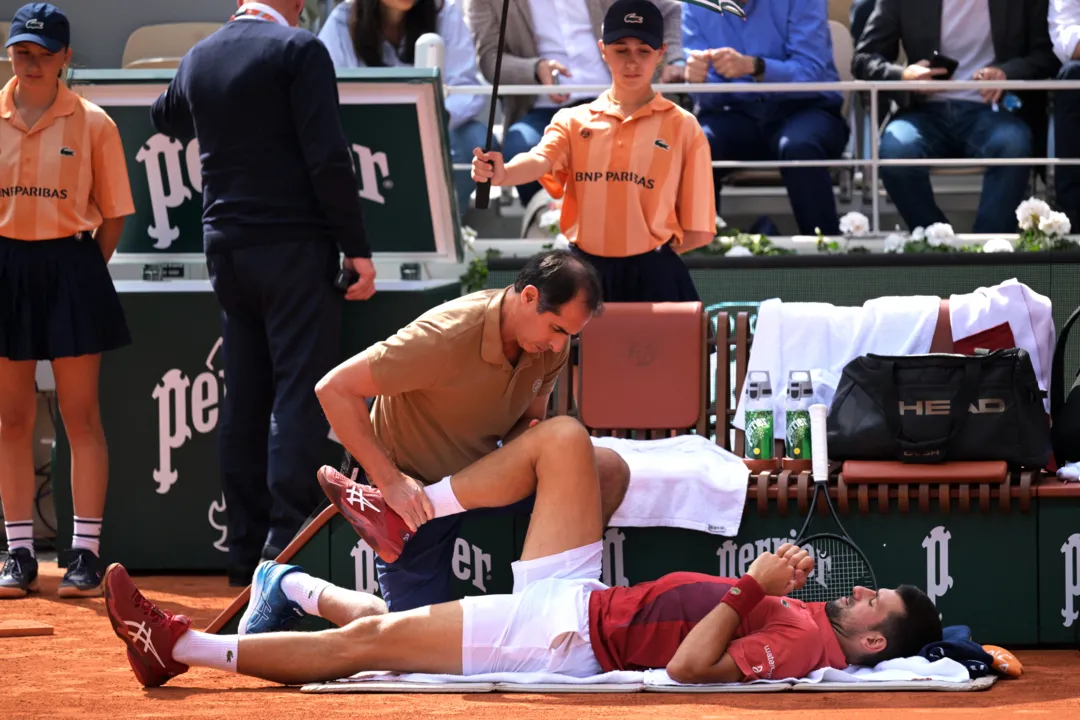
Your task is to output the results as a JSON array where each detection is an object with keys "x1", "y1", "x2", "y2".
[
  {"x1": 698, "y1": 99, "x2": 849, "y2": 236},
  {"x1": 207, "y1": 239, "x2": 342, "y2": 574},
  {"x1": 570, "y1": 243, "x2": 700, "y2": 303}
]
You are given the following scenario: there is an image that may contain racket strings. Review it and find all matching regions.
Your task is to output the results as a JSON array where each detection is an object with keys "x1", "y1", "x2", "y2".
[{"x1": 789, "y1": 536, "x2": 875, "y2": 604}]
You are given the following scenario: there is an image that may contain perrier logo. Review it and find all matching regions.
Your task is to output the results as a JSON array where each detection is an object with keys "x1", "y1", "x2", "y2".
[
  {"x1": 787, "y1": 412, "x2": 810, "y2": 457},
  {"x1": 746, "y1": 414, "x2": 772, "y2": 457}
]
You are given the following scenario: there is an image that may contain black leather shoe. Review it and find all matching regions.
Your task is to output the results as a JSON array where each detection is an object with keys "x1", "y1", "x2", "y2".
[
  {"x1": 58, "y1": 548, "x2": 104, "y2": 598},
  {"x1": 0, "y1": 548, "x2": 39, "y2": 599}
]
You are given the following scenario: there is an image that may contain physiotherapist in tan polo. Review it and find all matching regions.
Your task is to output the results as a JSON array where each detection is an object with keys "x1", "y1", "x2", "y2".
[{"x1": 315, "y1": 249, "x2": 630, "y2": 612}]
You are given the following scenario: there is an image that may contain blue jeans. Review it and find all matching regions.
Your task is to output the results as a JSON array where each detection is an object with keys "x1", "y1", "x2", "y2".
[
  {"x1": 449, "y1": 119, "x2": 498, "y2": 218},
  {"x1": 699, "y1": 100, "x2": 849, "y2": 236},
  {"x1": 502, "y1": 107, "x2": 562, "y2": 206},
  {"x1": 1054, "y1": 61, "x2": 1080, "y2": 225},
  {"x1": 879, "y1": 101, "x2": 1032, "y2": 233}
]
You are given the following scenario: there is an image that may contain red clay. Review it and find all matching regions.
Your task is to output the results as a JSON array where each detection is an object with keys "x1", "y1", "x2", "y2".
[{"x1": 1, "y1": 561, "x2": 1078, "y2": 719}]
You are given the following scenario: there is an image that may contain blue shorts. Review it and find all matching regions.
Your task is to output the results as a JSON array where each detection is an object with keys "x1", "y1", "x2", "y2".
[{"x1": 374, "y1": 494, "x2": 536, "y2": 612}]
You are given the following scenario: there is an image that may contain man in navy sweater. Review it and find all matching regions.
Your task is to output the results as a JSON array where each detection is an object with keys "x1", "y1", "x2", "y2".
[{"x1": 150, "y1": 0, "x2": 376, "y2": 585}]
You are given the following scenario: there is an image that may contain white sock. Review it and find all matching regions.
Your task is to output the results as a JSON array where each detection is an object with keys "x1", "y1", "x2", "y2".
[
  {"x1": 4, "y1": 521, "x2": 34, "y2": 557},
  {"x1": 425, "y1": 477, "x2": 466, "y2": 519},
  {"x1": 173, "y1": 630, "x2": 239, "y2": 673},
  {"x1": 72, "y1": 516, "x2": 102, "y2": 557},
  {"x1": 280, "y1": 571, "x2": 331, "y2": 616}
]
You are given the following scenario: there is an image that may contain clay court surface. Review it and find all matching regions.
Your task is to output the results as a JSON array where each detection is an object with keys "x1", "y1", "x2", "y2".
[{"x1": 1, "y1": 560, "x2": 1078, "y2": 719}]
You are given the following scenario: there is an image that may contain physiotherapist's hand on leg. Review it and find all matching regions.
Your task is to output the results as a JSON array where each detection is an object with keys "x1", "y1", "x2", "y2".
[
  {"x1": 343, "y1": 257, "x2": 377, "y2": 301},
  {"x1": 381, "y1": 472, "x2": 436, "y2": 533}
]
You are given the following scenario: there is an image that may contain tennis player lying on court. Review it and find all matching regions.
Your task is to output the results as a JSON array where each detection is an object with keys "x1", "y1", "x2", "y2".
[{"x1": 103, "y1": 417, "x2": 942, "y2": 688}]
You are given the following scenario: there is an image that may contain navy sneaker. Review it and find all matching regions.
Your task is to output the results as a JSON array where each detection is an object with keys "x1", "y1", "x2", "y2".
[
  {"x1": 0, "y1": 548, "x2": 39, "y2": 599},
  {"x1": 58, "y1": 548, "x2": 105, "y2": 598},
  {"x1": 238, "y1": 561, "x2": 307, "y2": 636}
]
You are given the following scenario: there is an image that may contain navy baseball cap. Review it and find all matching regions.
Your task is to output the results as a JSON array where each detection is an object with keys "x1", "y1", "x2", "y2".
[
  {"x1": 7, "y1": 3, "x2": 70, "y2": 53},
  {"x1": 602, "y1": 0, "x2": 664, "y2": 50}
]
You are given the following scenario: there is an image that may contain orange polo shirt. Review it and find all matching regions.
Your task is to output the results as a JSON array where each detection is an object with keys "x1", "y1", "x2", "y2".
[
  {"x1": 531, "y1": 91, "x2": 716, "y2": 258},
  {"x1": 0, "y1": 78, "x2": 134, "y2": 241}
]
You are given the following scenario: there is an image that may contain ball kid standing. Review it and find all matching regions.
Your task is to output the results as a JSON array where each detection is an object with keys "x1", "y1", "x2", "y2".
[
  {"x1": 0, "y1": 3, "x2": 136, "y2": 599},
  {"x1": 472, "y1": 0, "x2": 716, "y2": 303}
]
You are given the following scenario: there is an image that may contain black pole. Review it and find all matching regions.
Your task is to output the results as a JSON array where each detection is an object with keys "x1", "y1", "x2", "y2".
[{"x1": 474, "y1": 0, "x2": 512, "y2": 210}]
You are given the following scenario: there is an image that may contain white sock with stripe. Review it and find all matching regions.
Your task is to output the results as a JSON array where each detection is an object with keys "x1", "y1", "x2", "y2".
[
  {"x1": 173, "y1": 630, "x2": 240, "y2": 673},
  {"x1": 280, "y1": 571, "x2": 330, "y2": 616},
  {"x1": 72, "y1": 516, "x2": 102, "y2": 557},
  {"x1": 4, "y1": 521, "x2": 34, "y2": 557},
  {"x1": 424, "y1": 477, "x2": 466, "y2": 519}
]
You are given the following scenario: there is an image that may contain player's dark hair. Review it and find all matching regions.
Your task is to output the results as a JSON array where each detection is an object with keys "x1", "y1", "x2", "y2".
[
  {"x1": 513, "y1": 249, "x2": 603, "y2": 316},
  {"x1": 859, "y1": 585, "x2": 943, "y2": 666},
  {"x1": 349, "y1": 0, "x2": 442, "y2": 67}
]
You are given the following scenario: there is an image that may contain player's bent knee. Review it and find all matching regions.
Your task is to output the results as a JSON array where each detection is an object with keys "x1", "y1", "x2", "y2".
[
  {"x1": 540, "y1": 415, "x2": 593, "y2": 452},
  {"x1": 596, "y1": 448, "x2": 630, "y2": 498}
]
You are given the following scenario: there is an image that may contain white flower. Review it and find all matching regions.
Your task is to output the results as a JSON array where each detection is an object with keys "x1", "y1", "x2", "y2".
[
  {"x1": 1039, "y1": 210, "x2": 1071, "y2": 237},
  {"x1": 883, "y1": 233, "x2": 906, "y2": 253},
  {"x1": 924, "y1": 222, "x2": 955, "y2": 247},
  {"x1": 538, "y1": 209, "x2": 561, "y2": 233},
  {"x1": 552, "y1": 234, "x2": 570, "y2": 249},
  {"x1": 716, "y1": 216, "x2": 728, "y2": 230},
  {"x1": 912, "y1": 226, "x2": 926, "y2": 241},
  {"x1": 461, "y1": 225, "x2": 478, "y2": 249},
  {"x1": 725, "y1": 245, "x2": 753, "y2": 257},
  {"x1": 1016, "y1": 197, "x2": 1052, "y2": 231},
  {"x1": 982, "y1": 238, "x2": 1015, "y2": 253},
  {"x1": 838, "y1": 211, "x2": 870, "y2": 236}
]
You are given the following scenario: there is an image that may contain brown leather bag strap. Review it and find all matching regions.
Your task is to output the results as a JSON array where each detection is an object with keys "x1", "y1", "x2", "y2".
[
  {"x1": 878, "y1": 483, "x2": 889, "y2": 515},
  {"x1": 837, "y1": 474, "x2": 850, "y2": 515},
  {"x1": 999, "y1": 472, "x2": 1012, "y2": 513},
  {"x1": 797, "y1": 471, "x2": 811, "y2": 515},
  {"x1": 1019, "y1": 471, "x2": 1033, "y2": 513},
  {"x1": 939, "y1": 483, "x2": 950, "y2": 514},
  {"x1": 979, "y1": 482, "x2": 991, "y2": 514},
  {"x1": 959, "y1": 484, "x2": 971, "y2": 513},
  {"x1": 898, "y1": 483, "x2": 910, "y2": 514},
  {"x1": 757, "y1": 471, "x2": 770, "y2": 515},
  {"x1": 919, "y1": 483, "x2": 930, "y2": 513},
  {"x1": 776, "y1": 470, "x2": 791, "y2": 516},
  {"x1": 858, "y1": 483, "x2": 869, "y2": 514}
]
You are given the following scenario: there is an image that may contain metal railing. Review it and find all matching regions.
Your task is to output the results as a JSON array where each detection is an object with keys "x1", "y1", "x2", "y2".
[{"x1": 442, "y1": 78, "x2": 1080, "y2": 233}]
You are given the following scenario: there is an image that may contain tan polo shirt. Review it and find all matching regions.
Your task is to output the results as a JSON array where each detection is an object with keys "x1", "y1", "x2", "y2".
[{"x1": 367, "y1": 287, "x2": 569, "y2": 484}]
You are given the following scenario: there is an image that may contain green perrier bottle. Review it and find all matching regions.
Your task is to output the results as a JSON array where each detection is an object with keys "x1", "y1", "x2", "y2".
[
  {"x1": 785, "y1": 370, "x2": 813, "y2": 461},
  {"x1": 744, "y1": 370, "x2": 774, "y2": 460}
]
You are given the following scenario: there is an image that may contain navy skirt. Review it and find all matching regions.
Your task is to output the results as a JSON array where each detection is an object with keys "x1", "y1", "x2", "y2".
[
  {"x1": 0, "y1": 234, "x2": 131, "y2": 361},
  {"x1": 570, "y1": 242, "x2": 701, "y2": 303}
]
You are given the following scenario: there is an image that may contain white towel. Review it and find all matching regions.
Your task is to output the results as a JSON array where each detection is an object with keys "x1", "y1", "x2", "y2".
[
  {"x1": 733, "y1": 295, "x2": 941, "y2": 437},
  {"x1": 593, "y1": 435, "x2": 749, "y2": 537},
  {"x1": 338, "y1": 656, "x2": 970, "y2": 687},
  {"x1": 949, "y1": 278, "x2": 1055, "y2": 411}
]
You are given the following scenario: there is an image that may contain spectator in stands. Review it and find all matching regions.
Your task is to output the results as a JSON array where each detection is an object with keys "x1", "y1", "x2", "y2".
[
  {"x1": 1050, "y1": 0, "x2": 1080, "y2": 224},
  {"x1": 850, "y1": 0, "x2": 875, "y2": 45},
  {"x1": 0, "y1": 3, "x2": 135, "y2": 599},
  {"x1": 853, "y1": 0, "x2": 1059, "y2": 234},
  {"x1": 472, "y1": 0, "x2": 715, "y2": 303},
  {"x1": 319, "y1": 0, "x2": 489, "y2": 218},
  {"x1": 150, "y1": 0, "x2": 377, "y2": 587},
  {"x1": 464, "y1": 0, "x2": 685, "y2": 209},
  {"x1": 683, "y1": 0, "x2": 849, "y2": 236}
]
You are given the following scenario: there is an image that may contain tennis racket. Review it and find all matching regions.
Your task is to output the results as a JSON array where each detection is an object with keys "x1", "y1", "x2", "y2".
[{"x1": 787, "y1": 403, "x2": 878, "y2": 603}]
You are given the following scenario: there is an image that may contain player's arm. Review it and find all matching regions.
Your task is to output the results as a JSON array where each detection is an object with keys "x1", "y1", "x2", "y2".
[{"x1": 667, "y1": 546, "x2": 812, "y2": 684}]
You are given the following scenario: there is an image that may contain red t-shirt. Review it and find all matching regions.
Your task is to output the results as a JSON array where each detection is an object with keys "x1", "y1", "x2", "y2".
[{"x1": 587, "y1": 572, "x2": 849, "y2": 680}]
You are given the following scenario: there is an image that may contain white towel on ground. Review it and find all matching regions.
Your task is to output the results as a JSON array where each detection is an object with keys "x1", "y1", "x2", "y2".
[
  {"x1": 338, "y1": 656, "x2": 970, "y2": 687},
  {"x1": 733, "y1": 295, "x2": 941, "y2": 437},
  {"x1": 592, "y1": 435, "x2": 749, "y2": 538}
]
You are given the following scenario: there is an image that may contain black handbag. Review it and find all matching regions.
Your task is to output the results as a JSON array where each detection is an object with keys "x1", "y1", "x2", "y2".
[
  {"x1": 1051, "y1": 304, "x2": 1080, "y2": 465},
  {"x1": 826, "y1": 348, "x2": 1052, "y2": 468}
]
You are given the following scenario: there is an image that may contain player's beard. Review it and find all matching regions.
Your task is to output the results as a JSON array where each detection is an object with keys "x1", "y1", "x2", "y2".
[{"x1": 824, "y1": 595, "x2": 856, "y2": 638}]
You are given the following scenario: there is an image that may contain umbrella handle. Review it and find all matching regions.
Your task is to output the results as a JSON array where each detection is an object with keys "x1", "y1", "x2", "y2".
[{"x1": 474, "y1": 0, "x2": 513, "y2": 211}]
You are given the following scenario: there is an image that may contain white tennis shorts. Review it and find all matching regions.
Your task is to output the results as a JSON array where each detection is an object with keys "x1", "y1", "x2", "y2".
[{"x1": 460, "y1": 541, "x2": 607, "y2": 676}]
